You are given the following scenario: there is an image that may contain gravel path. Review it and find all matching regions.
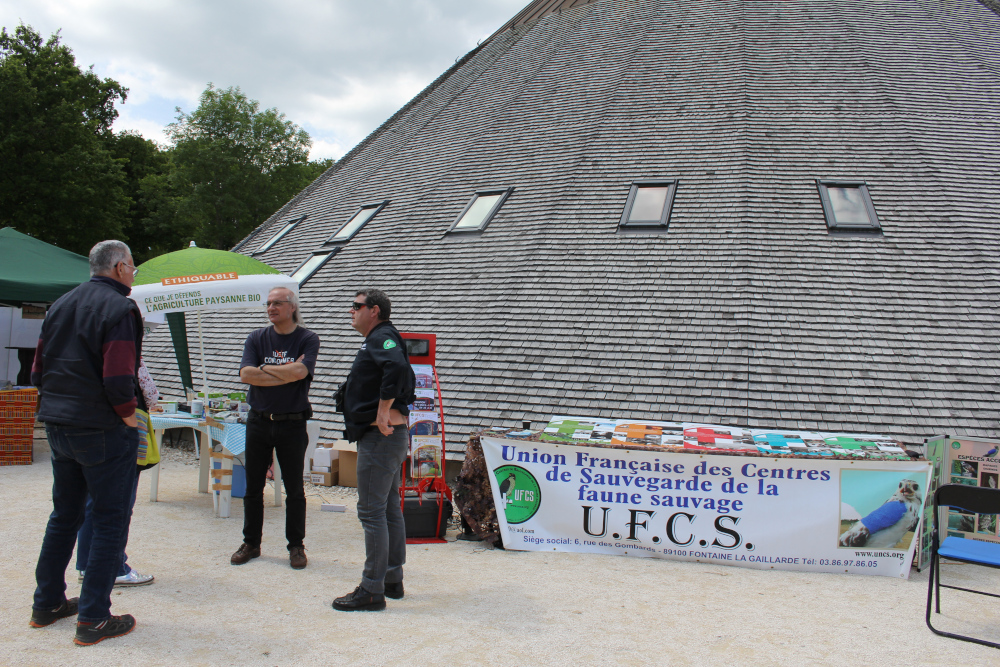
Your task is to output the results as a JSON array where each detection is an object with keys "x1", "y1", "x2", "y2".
[{"x1": 2, "y1": 437, "x2": 999, "y2": 666}]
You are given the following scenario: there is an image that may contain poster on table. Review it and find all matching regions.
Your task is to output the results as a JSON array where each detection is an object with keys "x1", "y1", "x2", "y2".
[
  {"x1": 482, "y1": 421, "x2": 931, "y2": 579},
  {"x1": 539, "y1": 417, "x2": 911, "y2": 460}
]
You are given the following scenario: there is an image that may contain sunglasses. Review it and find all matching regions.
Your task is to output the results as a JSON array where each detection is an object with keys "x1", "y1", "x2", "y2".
[{"x1": 351, "y1": 301, "x2": 369, "y2": 311}]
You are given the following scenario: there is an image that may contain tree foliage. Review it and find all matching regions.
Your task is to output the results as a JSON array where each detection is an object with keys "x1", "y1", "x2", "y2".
[
  {"x1": 167, "y1": 84, "x2": 315, "y2": 250},
  {"x1": 107, "y1": 131, "x2": 181, "y2": 263},
  {"x1": 2, "y1": 26, "x2": 333, "y2": 260},
  {"x1": 0, "y1": 24, "x2": 130, "y2": 254}
]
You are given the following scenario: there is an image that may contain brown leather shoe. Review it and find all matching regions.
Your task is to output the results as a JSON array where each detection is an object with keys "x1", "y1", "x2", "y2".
[
  {"x1": 289, "y1": 545, "x2": 307, "y2": 569},
  {"x1": 231, "y1": 543, "x2": 260, "y2": 565},
  {"x1": 332, "y1": 586, "x2": 385, "y2": 611}
]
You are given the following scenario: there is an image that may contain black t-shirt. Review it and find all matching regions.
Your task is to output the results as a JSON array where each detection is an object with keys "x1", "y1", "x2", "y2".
[{"x1": 240, "y1": 325, "x2": 320, "y2": 414}]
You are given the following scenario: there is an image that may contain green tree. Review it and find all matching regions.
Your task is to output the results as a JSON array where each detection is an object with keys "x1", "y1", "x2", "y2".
[
  {"x1": 167, "y1": 84, "x2": 315, "y2": 250},
  {"x1": 0, "y1": 24, "x2": 130, "y2": 254},
  {"x1": 107, "y1": 131, "x2": 188, "y2": 263}
]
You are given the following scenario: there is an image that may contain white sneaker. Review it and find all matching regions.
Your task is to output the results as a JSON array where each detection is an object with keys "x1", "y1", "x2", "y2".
[{"x1": 114, "y1": 569, "x2": 154, "y2": 587}]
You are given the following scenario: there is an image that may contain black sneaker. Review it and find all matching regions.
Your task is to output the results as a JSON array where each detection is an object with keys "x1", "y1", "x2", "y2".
[
  {"x1": 73, "y1": 614, "x2": 136, "y2": 646},
  {"x1": 29, "y1": 597, "x2": 79, "y2": 628},
  {"x1": 384, "y1": 582, "x2": 404, "y2": 599},
  {"x1": 332, "y1": 586, "x2": 386, "y2": 612},
  {"x1": 230, "y1": 543, "x2": 260, "y2": 565}
]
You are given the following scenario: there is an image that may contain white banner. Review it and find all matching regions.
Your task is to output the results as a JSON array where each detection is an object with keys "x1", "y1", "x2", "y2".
[
  {"x1": 130, "y1": 274, "x2": 298, "y2": 318},
  {"x1": 481, "y1": 436, "x2": 931, "y2": 578}
]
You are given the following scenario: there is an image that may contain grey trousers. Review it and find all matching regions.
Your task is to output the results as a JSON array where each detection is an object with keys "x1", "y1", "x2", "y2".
[{"x1": 356, "y1": 424, "x2": 408, "y2": 594}]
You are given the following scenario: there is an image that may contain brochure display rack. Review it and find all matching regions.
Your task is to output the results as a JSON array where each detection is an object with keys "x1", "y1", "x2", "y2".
[
  {"x1": 400, "y1": 333, "x2": 452, "y2": 541},
  {"x1": 916, "y1": 435, "x2": 1000, "y2": 570}
]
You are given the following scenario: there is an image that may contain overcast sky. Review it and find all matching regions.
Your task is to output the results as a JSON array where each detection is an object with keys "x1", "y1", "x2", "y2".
[{"x1": 1, "y1": 0, "x2": 528, "y2": 160}]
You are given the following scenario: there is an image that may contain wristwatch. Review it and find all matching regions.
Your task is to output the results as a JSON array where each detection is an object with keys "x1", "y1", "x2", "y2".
[{"x1": 259, "y1": 363, "x2": 266, "y2": 371}]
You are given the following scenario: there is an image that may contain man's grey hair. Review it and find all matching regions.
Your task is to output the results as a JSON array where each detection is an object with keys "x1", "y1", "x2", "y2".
[
  {"x1": 89, "y1": 240, "x2": 132, "y2": 277},
  {"x1": 271, "y1": 286, "x2": 303, "y2": 326}
]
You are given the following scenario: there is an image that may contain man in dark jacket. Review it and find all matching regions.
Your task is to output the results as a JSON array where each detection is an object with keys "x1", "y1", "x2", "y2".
[
  {"x1": 29, "y1": 240, "x2": 142, "y2": 645},
  {"x1": 333, "y1": 288, "x2": 415, "y2": 612}
]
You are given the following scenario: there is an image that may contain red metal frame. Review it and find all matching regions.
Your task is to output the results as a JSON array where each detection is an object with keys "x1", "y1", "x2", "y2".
[{"x1": 399, "y1": 334, "x2": 452, "y2": 540}]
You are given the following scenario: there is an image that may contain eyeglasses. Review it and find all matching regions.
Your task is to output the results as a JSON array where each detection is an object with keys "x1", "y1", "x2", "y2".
[
  {"x1": 265, "y1": 300, "x2": 290, "y2": 307},
  {"x1": 119, "y1": 262, "x2": 139, "y2": 278},
  {"x1": 351, "y1": 301, "x2": 369, "y2": 311}
]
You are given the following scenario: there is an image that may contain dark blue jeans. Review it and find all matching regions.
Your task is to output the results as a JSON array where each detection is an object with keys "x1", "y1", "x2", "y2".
[
  {"x1": 33, "y1": 422, "x2": 138, "y2": 622},
  {"x1": 356, "y1": 425, "x2": 408, "y2": 594},
  {"x1": 243, "y1": 417, "x2": 308, "y2": 549},
  {"x1": 76, "y1": 471, "x2": 141, "y2": 577}
]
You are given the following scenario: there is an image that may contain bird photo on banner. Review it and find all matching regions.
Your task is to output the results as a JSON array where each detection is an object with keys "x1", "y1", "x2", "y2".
[{"x1": 838, "y1": 473, "x2": 924, "y2": 549}]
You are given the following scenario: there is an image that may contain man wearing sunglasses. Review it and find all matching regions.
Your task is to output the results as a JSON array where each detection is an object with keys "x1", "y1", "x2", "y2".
[
  {"x1": 29, "y1": 240, "x2": 144, "y2": 645},
  {"x1": 333, "y1": 288, "x2": 415, "y2": 611},
  {"x1": 233, "y1": 286, "x2": 320, "y2": 571}
]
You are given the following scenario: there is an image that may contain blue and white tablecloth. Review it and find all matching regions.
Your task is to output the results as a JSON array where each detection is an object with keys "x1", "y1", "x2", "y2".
[
  {"x1": 150, "y1": 414, "x2": 247, "y2": 456},
  {"x1": 149, "y1": 414, "x2": 198, "y2": 428},
  {"x1": 212, "y1": 422, "x2": 246, "y2": 456}
]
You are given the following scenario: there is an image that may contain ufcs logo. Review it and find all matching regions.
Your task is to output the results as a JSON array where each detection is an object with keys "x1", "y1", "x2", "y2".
[{"x1": 493, "y1": 465, "x2": 541, "y2": 524}]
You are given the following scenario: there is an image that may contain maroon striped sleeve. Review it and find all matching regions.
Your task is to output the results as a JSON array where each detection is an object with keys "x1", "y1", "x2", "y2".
[
  {"x1": 102, "y1": 315, "x2": 138, "y2": 418},
  {"x1": 30, "y1": 338, "x2": 44, "y2": 387}
]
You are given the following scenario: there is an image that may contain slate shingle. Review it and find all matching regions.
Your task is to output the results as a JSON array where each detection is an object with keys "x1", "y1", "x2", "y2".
[{"x1": 144, "y1": 0, "x2": 1000, "y2": 453}]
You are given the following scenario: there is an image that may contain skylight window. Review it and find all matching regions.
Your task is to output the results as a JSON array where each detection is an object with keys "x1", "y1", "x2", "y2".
[
  {"x1": 325, "y1": 201, "x2": 388, "y2": 244},
  {"x1": 816, "y1": 181, "x2": 880, "y2": 231},
  {"x1": 448, "y1": 187, "x2": 514, "y2": 233},
  {"x1": 619, "y1": 180, "x2": 678, "y2": 229},
  {"x1": 291, "y1": 250, "x2": 336, "y2": 286},
  {"x1": 252, "y1": 216, "x2": 304, "y2": 255}
]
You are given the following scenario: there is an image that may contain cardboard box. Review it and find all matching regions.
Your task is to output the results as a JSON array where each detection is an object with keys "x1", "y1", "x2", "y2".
[
  {"x1": 339, "y1": 452, "x2": 358, "y2": 487},
  {"x1": 310, "y1": 471, "x2": 338, "y2": 486},
  {"x1": 311, "y1": 459, "x2": 339, "y2": 474},
  {"x1": 330, "y1": 440, "x2": 357, "y2": 487},
  {"x1": 312, "y1": 446, "x2": 334, "y2": 468}
]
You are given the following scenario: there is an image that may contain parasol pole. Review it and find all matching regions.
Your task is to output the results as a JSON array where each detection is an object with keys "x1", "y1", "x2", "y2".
[{"x1": 195, "y1": 310, "x2": 210, "y2": 399}]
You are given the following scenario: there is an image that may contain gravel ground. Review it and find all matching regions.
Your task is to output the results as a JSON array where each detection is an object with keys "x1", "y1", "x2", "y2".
[{"x1": 2, "y1": 435, "x2": 999, "y2": 666}]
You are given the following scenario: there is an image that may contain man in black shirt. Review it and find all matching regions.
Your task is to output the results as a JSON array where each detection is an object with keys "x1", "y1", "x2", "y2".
[
  {"x1": 333, "y1": 288, "x2": 415, "y2": 611},
  {"x1": 232, "y1": 286, "x2": 320, "y2": 570}
]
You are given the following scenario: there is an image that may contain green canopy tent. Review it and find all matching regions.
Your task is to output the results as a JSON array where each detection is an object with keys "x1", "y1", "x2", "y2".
[
  {"x1": 0, "y1": 227, "x2": 90, "y2": 384},
  {"x1": 0, "y1": 227, "x2": 90, "y2": 307},
  {"x1": 0, "y1": 228, "x2": 194, "y2": 389}
]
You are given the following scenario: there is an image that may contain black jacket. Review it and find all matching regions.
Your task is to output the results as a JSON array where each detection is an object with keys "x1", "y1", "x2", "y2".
[
  {"x1": 35, "y1": 278, "x2": 143, "y2": 428},
  {"x1": 342, "y1": 320, "x2": 415, "y2": 442}
]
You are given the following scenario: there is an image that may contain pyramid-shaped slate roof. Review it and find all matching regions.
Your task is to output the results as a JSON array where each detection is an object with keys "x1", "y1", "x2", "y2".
[{"x1": 143, "y1": 0, "x2": 1000, "y2": 451}]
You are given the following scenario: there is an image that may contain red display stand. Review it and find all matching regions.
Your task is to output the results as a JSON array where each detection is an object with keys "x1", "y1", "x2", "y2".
[{"x1": 400, "y1": 333, "x2": 452, "y2": 544}]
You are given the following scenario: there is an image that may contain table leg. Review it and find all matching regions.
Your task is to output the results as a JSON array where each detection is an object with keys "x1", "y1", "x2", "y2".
[
  {"x1": 149, "y1": 429, "x2": 165, "y2": 501},
  {"x1": 198, "y1": 429, "x2": 210, "y2": 494},
  {"x1": 210, "y1": 448, "x2": 234, "y2": 519},
  {"x1": 220, "y1": 452, "x2": 233, "y2": 519},
  {"x1": 273, "y1": 458, "x2": 283, "y2": 507}
]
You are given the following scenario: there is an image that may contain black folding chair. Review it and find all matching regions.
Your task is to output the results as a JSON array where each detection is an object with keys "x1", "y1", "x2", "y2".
[{"x1": 926, "y1": 483, "x2": 1000, "y2": 649}]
